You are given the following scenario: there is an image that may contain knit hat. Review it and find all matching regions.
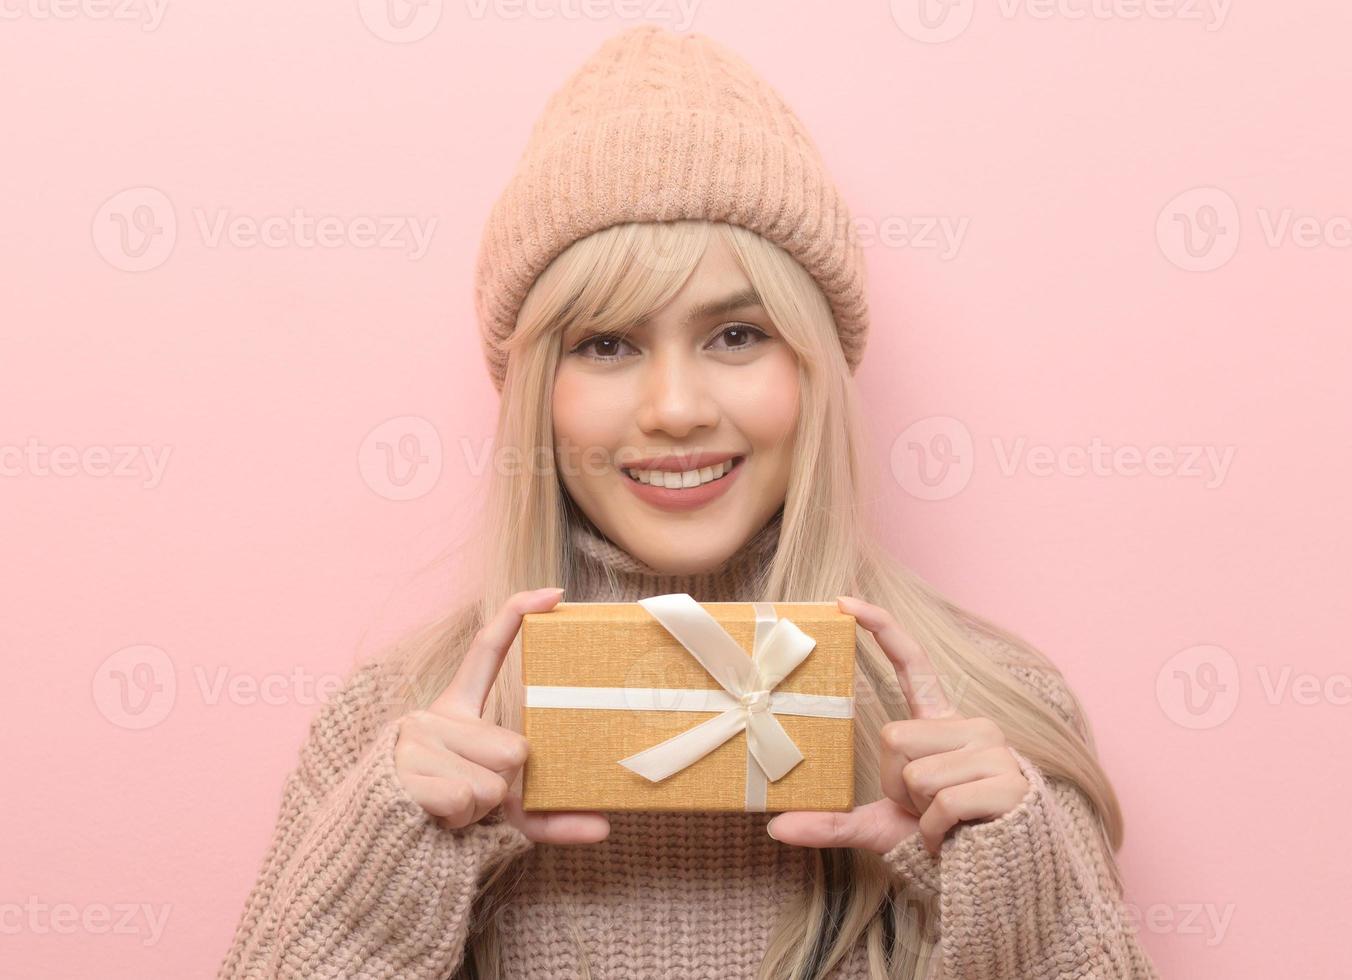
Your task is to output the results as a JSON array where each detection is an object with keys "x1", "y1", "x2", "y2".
[{"x1": 472, "y1": 24, "x2": 869, "y2": 393}]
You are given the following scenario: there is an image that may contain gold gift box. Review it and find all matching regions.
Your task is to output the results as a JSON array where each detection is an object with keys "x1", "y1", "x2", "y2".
[{"x1": 520, "y1": 600, "x2": 856, "y2": 812}]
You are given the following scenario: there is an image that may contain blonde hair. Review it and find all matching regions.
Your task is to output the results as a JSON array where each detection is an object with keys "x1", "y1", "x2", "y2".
[{"x1": 376, "y1": 219, "x2": 1126, "y2": 979}]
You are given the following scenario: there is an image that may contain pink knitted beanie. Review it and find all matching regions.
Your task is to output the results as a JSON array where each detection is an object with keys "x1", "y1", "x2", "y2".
[{"x1": 472, "y1": 24, "x2": 869, "y2": 393}]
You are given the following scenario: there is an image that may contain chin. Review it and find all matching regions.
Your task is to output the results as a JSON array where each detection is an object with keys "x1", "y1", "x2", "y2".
[
  {"x1": 606, "y1": 498, "x2": 756, "y2": 564},
  {"x1": 633, "y1": 535, "x2": 737, "y2": 575}
]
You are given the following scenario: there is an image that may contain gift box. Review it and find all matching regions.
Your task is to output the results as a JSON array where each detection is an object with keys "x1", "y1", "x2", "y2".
[{"x1": 520, "y1": 593, "x2": 856, "y2": 812}]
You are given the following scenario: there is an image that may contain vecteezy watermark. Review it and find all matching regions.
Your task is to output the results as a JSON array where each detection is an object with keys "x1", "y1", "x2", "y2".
[
  {"x1": 1120, "y1": 900, "x2": 1235, "y2": 947},
  {"x1": 92, "y1": 187, "x2": 177, "y2": 272},
  {"x1": 92, "y1": 187, "x2": 438, "y2": 272},
  {"x1": 357, "y1": 0, "x2": 702, "y2": 43},
  {"x1": 359, "y1": 415, "x2": 444, "y2": 502},
  {"x1": 463, "y1": 0, "x2": 702, "y2": 30},
  {"x1": 0, "y1": 439, "x2": 172, "y2": 490},
  {"x1": 194, "y1": 208, "x2": 437, "y2": 259},
  {"x1": 369, "y1": 430, "x2": 811, "y2": 504},
  {"x1": 0, "y1": 0, "x2": 169, "y2": 30},
  {"x1": 357, "y1": 0, "x2": 443, "y2": 42},
  {"x1": 889, "y1": 417, "x2": 1236, "y2": 500},
  {"x1": 988, "y1": 436, "x2": 1236, "y2": 488},
  {"x1": 853, "y1": 213, "x2": 971, "y2": 260},
  {"x1": 624, "y1": 212, "x2": 972, "y2": 276},
  {"x1": 1155, "y1": 186, "x2": 1241, "y2": 271},
  {"x1": 1157, "y1": 185, "x2": 1352, "y2": 271},
  {"x1": 1155, "y1": 644, "x2": 1240, "y2": 729},
  {"x1": 0, "y1": 898, "x2": 172, "y2": 947},
  {"x1": 806, "y1": 211, "x2": 971, "y2": 261},
  {"x1": 91, "y1": 645, "x2": 346, "y2": 730},
  {"x1": 889, "y1": 0, "x2": 1230, "y2": 43},
  {"x1": 1076, "y1": 895, "x2": 1236, "y2": 947},
  {"x1": 1157, "y1": 643, "x2": 1352, "y2": 730}
]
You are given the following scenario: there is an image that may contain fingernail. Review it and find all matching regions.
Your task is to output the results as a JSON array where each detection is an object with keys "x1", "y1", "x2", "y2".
[
  {"x1": 766, "y1": 819, "x2": 780, "y2": 840},
  {"x1": 538, "y1": 587, "x2": 565, "y2": 596}
]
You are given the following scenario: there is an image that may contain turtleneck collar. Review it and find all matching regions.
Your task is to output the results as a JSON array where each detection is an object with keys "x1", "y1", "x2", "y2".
[{"x1": 566, "y1": 509, "x2": 783, "y2": 602}]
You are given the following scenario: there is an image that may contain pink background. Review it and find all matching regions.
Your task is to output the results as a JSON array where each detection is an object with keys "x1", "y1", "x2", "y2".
[{"x1": 3, "y1": 3, "x2": 1348, "y2": 977}]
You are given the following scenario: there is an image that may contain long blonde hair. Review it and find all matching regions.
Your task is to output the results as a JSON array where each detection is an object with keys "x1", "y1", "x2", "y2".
[{"x1": 376, "y1": 219, "x2": 1127, "y2": 979}]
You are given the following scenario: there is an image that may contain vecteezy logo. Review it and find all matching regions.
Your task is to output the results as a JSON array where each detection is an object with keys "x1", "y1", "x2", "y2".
[
  {"x1": 1155, "y1": 643, "x2": 1240, "y2": 730},
  {"x1": 92, "y1": 645, "x2": 178, "y2": 730},
  {"x1": 92, "y1": 187, "x2": 177, "y2": 272},
  {"x1": 356, "y1": 0, "x2": 442, "y2": 43},
  {"x1": 890, "y1": 415, "x2": 975, "y2": 501},
  {"x1": 890, "y1": 0, "x2": 975, "y2": 43},
  {"x1": 1156, "y1": 186, "x2": 1241, "y2": 272},
  {"x1": 358, "y1": 415, "x2": 443, "y2": 501}
]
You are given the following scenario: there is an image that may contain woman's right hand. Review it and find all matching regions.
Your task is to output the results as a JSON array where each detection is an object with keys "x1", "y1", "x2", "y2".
[{"x1": 393, "y1": 587, "x2": 610, "y2": 845}]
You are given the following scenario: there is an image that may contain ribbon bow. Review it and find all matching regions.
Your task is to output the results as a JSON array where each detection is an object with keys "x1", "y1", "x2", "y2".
[{"x1": 615, "y1": 594, "x2": 852, "y2": 808}]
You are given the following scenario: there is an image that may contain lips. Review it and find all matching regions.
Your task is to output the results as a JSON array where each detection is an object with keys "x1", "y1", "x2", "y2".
[
  {"x1": 618, "y1": 455, "x2": 746, "y2": 513},
  {"x1": 620, "y1": 451, "x2": 743, "y2": 474},
  {"x1": 622, "y1": 455, "x2": 744, "y2": 488}
]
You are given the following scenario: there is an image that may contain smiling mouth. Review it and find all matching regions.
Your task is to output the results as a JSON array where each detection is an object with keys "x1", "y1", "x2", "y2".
[{"x1": 621, "y1": 455, "x2": 745, "y2": 489}]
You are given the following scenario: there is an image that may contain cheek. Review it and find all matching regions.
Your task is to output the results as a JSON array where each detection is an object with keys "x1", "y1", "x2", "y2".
[
  {"x1": 552, "y1": 366, "x2": 624, "y2": 459},
  {"x1": 726, "y1": 350, "x2": 800, "y2": 450}
]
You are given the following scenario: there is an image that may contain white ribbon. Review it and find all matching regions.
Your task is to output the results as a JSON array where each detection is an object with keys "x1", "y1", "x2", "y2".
[{"x1": 523, "y1": 593, "x2": 853, "y2": 811}]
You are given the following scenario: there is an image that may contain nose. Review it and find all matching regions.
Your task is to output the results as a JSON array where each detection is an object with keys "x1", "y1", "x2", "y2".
[{"x1": 633, "y1": 346, "x2": 720, "y2": 438}]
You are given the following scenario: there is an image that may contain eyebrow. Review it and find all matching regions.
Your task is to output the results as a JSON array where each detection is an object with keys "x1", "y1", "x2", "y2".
[
  {"x1": 565, "y1": 287, "x2": 767, "y2": 346},
  {"x1": 633, "y1": 287, "x2": 766, "y2": 330}
]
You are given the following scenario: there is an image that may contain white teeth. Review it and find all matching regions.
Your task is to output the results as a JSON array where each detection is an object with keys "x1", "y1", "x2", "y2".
[{"x1": 624, "y1": 459, "x2": 736, "y2": 487}]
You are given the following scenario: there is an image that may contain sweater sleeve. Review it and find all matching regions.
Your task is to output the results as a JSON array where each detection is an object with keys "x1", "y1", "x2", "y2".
[
  {"x1": 216, "y1": 661, "x2": 535, "y2": 980},
  {"x1": 878, "y1": 661, "x2": 1160, "y2": 980}
]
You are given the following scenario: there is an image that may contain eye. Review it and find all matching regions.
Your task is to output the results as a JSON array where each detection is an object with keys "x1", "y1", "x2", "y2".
[
  {"x1": 570, "y1": 332, "x2": 637, "y2": 362},
  {"x1": 568, "y1": 323, "x2": 771, "y2": 362},
  {"x1": 707, "y1": 323, "x2": 770, "y2": 352}
]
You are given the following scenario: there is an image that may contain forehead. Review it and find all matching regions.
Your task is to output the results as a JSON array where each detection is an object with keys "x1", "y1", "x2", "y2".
[
  {"x1": 564, "y1": 231, "x2": 764, "y2": 341},
  {"x1": 635, "y1": 236, "x2": 762, "y2": 328}
]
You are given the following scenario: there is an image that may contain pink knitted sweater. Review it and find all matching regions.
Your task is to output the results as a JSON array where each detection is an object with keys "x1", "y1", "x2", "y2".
[{"x1": 217, "y1": 516, "x2": 1160, "y2": 979}]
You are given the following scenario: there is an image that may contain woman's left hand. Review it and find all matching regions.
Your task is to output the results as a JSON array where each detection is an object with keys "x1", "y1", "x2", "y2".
[{"x1": 766, "y1": 595, "x2": 1031, "y2": 856}]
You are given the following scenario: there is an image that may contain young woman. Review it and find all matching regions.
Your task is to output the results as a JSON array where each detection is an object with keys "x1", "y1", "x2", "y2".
[{"x1": 217, "y1": 25, "x2": 1160, "y2": 980}]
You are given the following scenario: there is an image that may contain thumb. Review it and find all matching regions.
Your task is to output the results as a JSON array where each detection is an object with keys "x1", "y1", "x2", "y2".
[
  {"x1": 500, "y1": 789, "x2": 611, "y2": 845},
  {"x1": 766, "y1": 799, "x2": 921, "y2": 855}
]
